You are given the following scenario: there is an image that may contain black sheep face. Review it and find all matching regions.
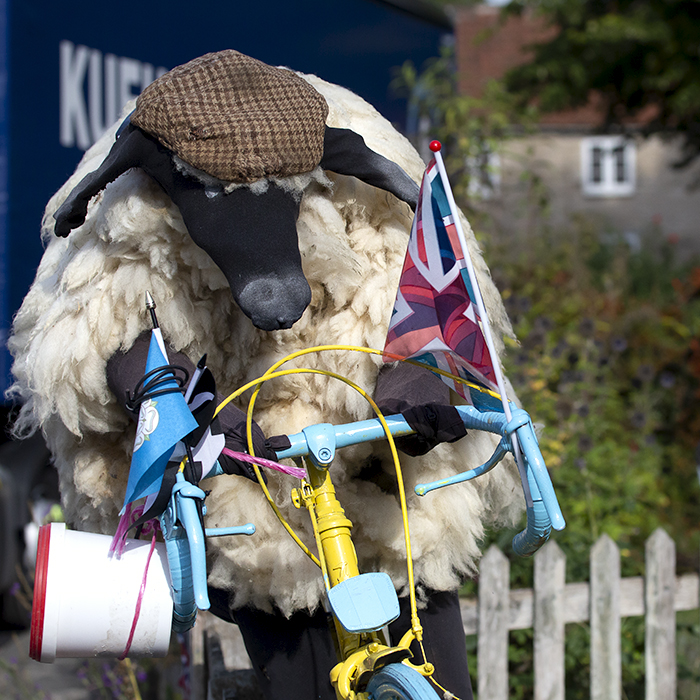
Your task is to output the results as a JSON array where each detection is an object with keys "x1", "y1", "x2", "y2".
[
  {"x1": 53, "y1": 51, "x2": 419, "y2": 331},
  {"x1": 55, "y1": 125, "x2": 311, "y2": 330},
  {"x1": 168, "y1": 175, "x2": 311, "y2": 332},
  {"x1": 54, "y1": 120, "x2": 419, "y2": 332}
]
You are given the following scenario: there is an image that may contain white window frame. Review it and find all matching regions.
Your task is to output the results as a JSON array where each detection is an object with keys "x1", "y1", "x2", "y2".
[{"x1": 580, "y1": 136, "x2": 636, "y2": 197}]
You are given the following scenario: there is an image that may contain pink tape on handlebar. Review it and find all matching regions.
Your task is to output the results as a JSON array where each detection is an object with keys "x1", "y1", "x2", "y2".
[
  {"x1": 119, "y1": 531, "x2": 157, "y2": 660},
  {"x1": 222, "y1": 448, "x2": 305, "y2": 480}
]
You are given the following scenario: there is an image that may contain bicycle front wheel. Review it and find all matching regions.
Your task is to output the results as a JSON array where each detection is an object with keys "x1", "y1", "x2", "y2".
[{"x1": 366, "y1": 663, "x2": 440, "y2": 700}]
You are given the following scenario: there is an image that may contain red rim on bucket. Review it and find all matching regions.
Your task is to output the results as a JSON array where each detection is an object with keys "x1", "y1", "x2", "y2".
[{"x1": 29, "y1": 523, "x2": 51, "y2": 661}]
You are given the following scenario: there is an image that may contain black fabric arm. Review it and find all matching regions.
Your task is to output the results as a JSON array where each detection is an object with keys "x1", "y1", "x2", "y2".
[
  {"x1": 374, "y1": 362, "x2": 466, "y2": 456},
  {"x1": 106, "y1": 332, "x2": 275, "y2": 480}
]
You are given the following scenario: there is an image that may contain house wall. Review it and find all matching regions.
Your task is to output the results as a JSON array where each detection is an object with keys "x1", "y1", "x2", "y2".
[
  {"x1": 455, "y1": 5, "x2": 700, "y2": 254},
  {"x1": 480, "y1": 132, "x2": 700, "y2": 252},
  {"x1": 454, "y1": 5, "x2": 607, "y2": 125}
]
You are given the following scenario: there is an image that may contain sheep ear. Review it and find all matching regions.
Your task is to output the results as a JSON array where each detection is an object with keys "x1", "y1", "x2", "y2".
[
  {"x1": 320, "y1": 127, "x2": 419, "y2": 211},
  {"x1": 54, "y1": 121, "x2": 144, "y2": 237}
]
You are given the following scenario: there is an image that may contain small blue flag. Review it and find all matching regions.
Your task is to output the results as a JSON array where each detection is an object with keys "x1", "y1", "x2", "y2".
[{"x1": 122, "y1": 331, "x2": 198, "y2": 511}]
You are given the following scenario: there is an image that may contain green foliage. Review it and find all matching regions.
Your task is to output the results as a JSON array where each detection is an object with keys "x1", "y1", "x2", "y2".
[
  {"x1": 678, "y1": 610, "x2": 700, "y2": 699},
  {"x1": 488, "y1": 222, "x2": 700, "y2": 579},
  {"x1": 468, "y1": 221, "x2": 700, "y2": 699},
  {"x1": 392, "y1": 48, "x2": 537, "y2": 207},
  {"x1": 503, "y1": 0, "x2": 700, "y2": 166},
  {"x1": 400, "y1": 28, "x2": 700, "y2": 699}
]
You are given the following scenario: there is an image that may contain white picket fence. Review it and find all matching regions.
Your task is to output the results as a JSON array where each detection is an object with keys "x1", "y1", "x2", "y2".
[{"x1": 460, "y1": 528, "x2": 699, "y2": 700}]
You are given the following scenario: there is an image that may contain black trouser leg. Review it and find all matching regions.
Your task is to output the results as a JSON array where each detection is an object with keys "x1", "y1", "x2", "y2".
[
  {"x1": 232, "y1": 589, "x2": 473, "y2": 700},
  {"x1": 234, "y1": 605, "x2": 338, "y2": 700},
  {"x1": 389, "y1": 589, "x2": 474, "y2": 700}
]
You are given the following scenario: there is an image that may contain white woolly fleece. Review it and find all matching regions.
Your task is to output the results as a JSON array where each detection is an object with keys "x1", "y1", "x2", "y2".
[{"x1": 8, "y1": 75, "x2": 523, "y2": 616}]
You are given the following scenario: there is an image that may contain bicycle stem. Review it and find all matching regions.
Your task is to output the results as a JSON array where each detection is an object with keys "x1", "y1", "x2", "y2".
[
  {"x1": 305, "y1": 462, "x2": 359, "y2": 585},
  {"x1": 296, "y1": 459, "x2": 379, "y2": 660}
]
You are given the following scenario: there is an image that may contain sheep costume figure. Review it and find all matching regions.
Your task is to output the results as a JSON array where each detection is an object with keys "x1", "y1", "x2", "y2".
[{"x1": 9, "y1": 51, "x2": 522, "y2": 700}]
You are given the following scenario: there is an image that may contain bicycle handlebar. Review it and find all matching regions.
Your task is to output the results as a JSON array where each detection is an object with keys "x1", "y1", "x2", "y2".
[
  {"x1": 275, "y1": 405, "x2": 565, "y2": 556},
  {"x1": 163, "y1": 404, "x2": 565, "y2": 630}
]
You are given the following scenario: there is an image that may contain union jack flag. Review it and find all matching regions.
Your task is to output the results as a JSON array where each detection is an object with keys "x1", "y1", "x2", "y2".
[{"x1": 384, "y1": 158, "x2": 500, "y2": 410}]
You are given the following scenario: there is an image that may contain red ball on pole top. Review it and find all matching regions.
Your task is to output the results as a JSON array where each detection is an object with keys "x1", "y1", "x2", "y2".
[{"x1": 429, "y1": 140, "x2": 442, "y2": 153}]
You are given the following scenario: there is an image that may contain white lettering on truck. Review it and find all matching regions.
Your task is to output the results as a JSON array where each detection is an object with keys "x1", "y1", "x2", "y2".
[{"x1": 59, "y1": 40, "x2": 167, "y2": 150}]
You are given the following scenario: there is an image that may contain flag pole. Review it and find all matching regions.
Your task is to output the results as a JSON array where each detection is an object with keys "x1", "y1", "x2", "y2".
[
  {"x1": 145, "y1": 290, "x2": 159, "y2": 329},
  {"x1": 144, "y1": 291, "x2": 199, "y2": 488},
  {"x1": 184, "y1": 354, "x2": 207, "y2": 404},
  {"x1": 145, "y1": 290, "x2": 170, "y2": 360},
  {"x1": 429, "y1": 141, "x2": 532, "y2": 504},
  {"x1": 145, "y1": 290, "x2": 205, "y2": 404}
]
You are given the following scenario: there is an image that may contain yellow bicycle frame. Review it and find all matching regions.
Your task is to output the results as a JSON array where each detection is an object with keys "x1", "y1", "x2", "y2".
[
  {"x1": 292, "y1": 457, "x2": 434, "y2": 700},
  {"x1": 214, "y1": 345, "x2": 475, "y2": 700}
]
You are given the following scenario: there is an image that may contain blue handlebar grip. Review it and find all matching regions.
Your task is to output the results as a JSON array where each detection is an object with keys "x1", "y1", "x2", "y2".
[
  {"x1": 511, "y1": 463, "x2": 551, "y2": 556},
  {"x1": 514, "y1": 422, "x2": 565, "y2": 532},
  {"x1": 512, "y1": 499, "x2": 552, "y2": 556},
  {"x1": 163, "y1": 533, "x2": 197, "y2": 632},
  {"x1": 176, "y1": 492, "x2": 211, "y2": 612},
  {"x1": 454, "y1": 405, "x2": 509, "y2": 433}
]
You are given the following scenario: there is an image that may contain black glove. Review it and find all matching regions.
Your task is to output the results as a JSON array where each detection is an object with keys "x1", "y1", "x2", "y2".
[
  {"x1": 216, "y1": 404, "x2": 279, "y2": 482},
  {"x1": 106, "y1": 332, "x2": 288, "y2": 484},
  {"x1": 394, "y1": 403, "x2": 467, "y2": 457}
]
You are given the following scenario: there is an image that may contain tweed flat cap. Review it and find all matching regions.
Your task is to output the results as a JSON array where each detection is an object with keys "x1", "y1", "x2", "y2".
[{"x1": 131, "y1": 50, "x2": 329, "y2": 183}]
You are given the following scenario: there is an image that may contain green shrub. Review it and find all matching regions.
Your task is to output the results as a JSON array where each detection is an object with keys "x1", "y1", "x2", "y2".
[{"x1": 472, "y1": 219, "x2": 700, "y2": 699}]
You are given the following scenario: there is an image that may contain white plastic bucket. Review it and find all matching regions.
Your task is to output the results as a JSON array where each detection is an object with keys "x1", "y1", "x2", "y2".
[{"x1": 30, "y1": 522, "x2": 173, "y2": 662}]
